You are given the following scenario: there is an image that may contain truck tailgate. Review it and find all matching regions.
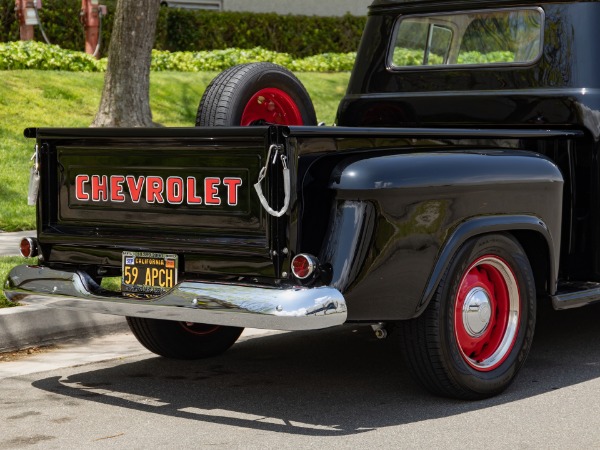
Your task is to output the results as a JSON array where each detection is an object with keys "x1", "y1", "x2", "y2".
[{"x1": 32, "y1": 126, "x2": 284, "y2": 278}]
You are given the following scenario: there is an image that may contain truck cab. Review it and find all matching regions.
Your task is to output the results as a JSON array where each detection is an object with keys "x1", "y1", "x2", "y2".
[{"x1": 340, "y1": 0, "x2": 600, "y2": 295}]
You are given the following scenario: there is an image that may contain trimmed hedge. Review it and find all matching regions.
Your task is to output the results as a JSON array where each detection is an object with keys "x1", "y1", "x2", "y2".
[
  {"x1": 157, "y1": 9, "x2": 365, "y2": 57},
  {"x1": 0, "y1": 0, "x2": 365, "y2": 58},
  {"x1": 0, "y1": 41, "x2": 101, "y2": 71},
  {"x1": 0, "y1": 41, "x2": 355, "y2": 72},
  {"x1": 392, "y1": 48, "x2": 516, "y2": 67},
  {"x1": 150, "y1": 47, "x2": 357, "y2": 72},
  {"x1": 0, "y1": 41, "x2": 514, "y2": 73},
  {"x1": 457, "y1": 51, "x2": 514, "y2": 64}
]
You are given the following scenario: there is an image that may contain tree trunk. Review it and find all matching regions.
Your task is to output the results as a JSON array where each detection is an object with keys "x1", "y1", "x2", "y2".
[{"x1": 91, "y1": 0, "x2": 161, "y2": 127}]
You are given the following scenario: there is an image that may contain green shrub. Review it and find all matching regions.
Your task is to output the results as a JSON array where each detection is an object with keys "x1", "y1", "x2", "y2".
[
  {"x1": 392, "y1": 48, "x2": 444, "y2": 66},
  {"x1": 290, "y1": 52, "x2": 357, "y2": 72},
  {"x1": 392, "y1": 48, "x2": 515, "y2": 66},
  {"x1": 0, "y1": 0, "x2": 365, "y2": 58},
  {"x1": 151, "y1": 47, "x2": 294, "y2": 72},
  {"x1": 0, "y1": 41, "x2": 355, "y2": 72},
  {"x1": 151, "y1": 47, "x2": 357, "y2": 72},
  {"x1": 0, "y1": 41, "x2": 517, "y2": 73},
  {"x1": 457, "y1": 51, "x2": 515, "y2": 64},
  {"x1": 0, "y1": 41, "x2": 101, "y2": 71}
]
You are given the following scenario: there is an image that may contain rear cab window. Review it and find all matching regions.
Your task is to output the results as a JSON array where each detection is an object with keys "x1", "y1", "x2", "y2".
[{"x1": 389, "y1": 7, "x2": 544, "y2": 69}]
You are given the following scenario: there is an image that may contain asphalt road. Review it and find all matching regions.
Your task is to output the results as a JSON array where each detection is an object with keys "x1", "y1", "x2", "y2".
[{"x1": 2, "y1": 305, "x2": 600, "y2": 449}]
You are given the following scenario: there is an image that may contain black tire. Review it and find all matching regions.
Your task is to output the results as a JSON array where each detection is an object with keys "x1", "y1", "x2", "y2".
[
  {"x1": 195, "y1": 62, "x2": 317, "y2": 127},
  {"x1": 398, "y1": 233, "x2": 536, "y2": 400},
  {"x1": 126, "y1": 317, "x2": 243, "y2": 360}
]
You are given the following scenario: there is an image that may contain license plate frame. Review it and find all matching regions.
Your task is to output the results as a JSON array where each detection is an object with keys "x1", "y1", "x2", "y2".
[{"x1": 122, "y1": 251, "x2": 178, "y2": 295}]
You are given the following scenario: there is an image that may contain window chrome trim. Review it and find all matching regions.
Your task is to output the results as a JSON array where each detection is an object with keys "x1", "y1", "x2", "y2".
[{"x1": 386, "y1": 6, "x2": 545, "y2": 72}]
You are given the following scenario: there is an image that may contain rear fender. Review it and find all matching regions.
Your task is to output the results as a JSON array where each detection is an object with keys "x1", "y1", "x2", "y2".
[{"x1": 321, "y1": 149, "x2": 563, "y2": 321}]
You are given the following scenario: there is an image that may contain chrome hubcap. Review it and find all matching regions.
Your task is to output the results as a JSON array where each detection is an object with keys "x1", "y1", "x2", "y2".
[{"x1": 462, "y1": 287, "x2": 492, "y2": 337}]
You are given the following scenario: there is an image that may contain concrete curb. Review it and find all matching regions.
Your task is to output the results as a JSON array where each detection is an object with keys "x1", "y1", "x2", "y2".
[{"x1": 0, "y1": 304, "x2": 129, "y2": 352}]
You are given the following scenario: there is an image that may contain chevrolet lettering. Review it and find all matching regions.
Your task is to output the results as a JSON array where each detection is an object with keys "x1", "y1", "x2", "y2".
[{"x1": 74, "y1": 174, "x2": 243, "y2": 205}]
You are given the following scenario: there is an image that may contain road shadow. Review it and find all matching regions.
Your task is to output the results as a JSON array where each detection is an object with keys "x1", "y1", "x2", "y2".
[{"x1": 32, "y1": 304, "x2": 600, "y2": 436}]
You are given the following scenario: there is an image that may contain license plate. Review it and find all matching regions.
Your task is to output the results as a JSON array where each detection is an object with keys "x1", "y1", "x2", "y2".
[{"x1": 122, "y1": 251, "x2": 178, "y2": 294}]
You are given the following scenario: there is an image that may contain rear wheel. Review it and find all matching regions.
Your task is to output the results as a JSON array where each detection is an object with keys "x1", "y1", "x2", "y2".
[
  {"x1": 196, "y1": 62, "x2": 317, "y2": 126},
  {"x1": 127, "y1": 317, "x2": 243, "y2": 360},
  {"x1": 398, "y1": 233, "x2": 536, "y2": 399}
]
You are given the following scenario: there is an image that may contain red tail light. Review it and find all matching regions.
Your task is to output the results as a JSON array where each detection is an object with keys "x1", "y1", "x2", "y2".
[
  {"x1": 291, "y1": 254, "x2": 318, "y2": 280},
  {"x1": 19, "y1": 237, "x2": 38, "y2": 258}
]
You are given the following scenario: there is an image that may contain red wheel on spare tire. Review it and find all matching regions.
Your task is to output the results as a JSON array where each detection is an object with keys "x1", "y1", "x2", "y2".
[{"x1": 195, "y1": 62, "x2": 317, "y2": 127}]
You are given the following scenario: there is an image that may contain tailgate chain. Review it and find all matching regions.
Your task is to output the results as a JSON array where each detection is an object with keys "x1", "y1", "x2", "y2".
[
  {"x1": 27, "y1": 145, "x2": 40, "y2": 206},
  {"x1": 254, "y1": 144, "x2": 290, "y2": 218}
]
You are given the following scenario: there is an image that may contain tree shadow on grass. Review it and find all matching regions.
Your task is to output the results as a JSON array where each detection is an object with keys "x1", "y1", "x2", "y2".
[
  {"x1": 0, "y1": 184, "x2": 28, "y2": 230},
  {"x1": 0, "y1": 184, "x2": 24, "y2": 207},
  {"x1": 179, "y1": 83, "x2": 203, "y2": 124}
]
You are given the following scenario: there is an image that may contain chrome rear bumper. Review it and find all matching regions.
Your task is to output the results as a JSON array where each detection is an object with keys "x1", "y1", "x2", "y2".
[{"x1": 4, "y1": 265, "x2": 347, "y2": 331}]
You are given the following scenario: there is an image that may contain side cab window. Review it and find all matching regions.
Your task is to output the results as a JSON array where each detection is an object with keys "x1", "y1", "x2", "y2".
[{"x1": 389, "y1": 8, "x2": 544, "y2": 69}]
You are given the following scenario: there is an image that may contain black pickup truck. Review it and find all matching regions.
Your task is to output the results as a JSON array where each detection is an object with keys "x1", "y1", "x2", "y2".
[{"x1": 5, "y1": 0, "x2": 599, "y2": 400}]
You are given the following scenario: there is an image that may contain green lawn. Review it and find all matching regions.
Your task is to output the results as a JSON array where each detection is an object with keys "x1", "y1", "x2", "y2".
[
  {"x1": 0, "y1": 69, "x2": 350, "y2": 306},
  {"x1": 0, "y1": 70, "x2": 350, "y2": 232}
]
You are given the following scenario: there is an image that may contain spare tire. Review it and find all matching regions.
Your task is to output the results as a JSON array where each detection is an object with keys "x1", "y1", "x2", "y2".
[{"x1": 196, "y1": 62, "x2": 317, "y2": 127}]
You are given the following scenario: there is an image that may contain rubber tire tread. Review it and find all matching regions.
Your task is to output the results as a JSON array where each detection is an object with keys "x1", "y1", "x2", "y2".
[
  {"x1": 397, "y1": 233, "x2": 536, "y2": 400},
  {"x1": 398, "y1": 285, "x2": 470, "y2": 398},
  {"x1": 195, "y1": 62, "x2": 317, "y2": 126},
  {"x1": 127, "y1": 317, "x2": 243, "y2": 360}
]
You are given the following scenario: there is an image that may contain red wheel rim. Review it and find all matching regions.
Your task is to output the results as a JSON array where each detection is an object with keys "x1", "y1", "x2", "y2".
[
  {"x1": 454, "y1": 255, "x2": 520, "y2": 371},
  {"x1": 180, "y1": 322, "x2": 220, "y2": 335},
  {"x1": 240, "y1": 88, "x2": 304, "y2": 126}
]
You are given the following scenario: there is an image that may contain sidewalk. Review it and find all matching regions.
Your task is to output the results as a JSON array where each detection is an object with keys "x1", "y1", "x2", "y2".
[
  {"x1": 1, "y1": 230, "x2": 128, "y2": 352},
  {"x1": 0, "y1": 230, "x2": 32, "y2": 257}
]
